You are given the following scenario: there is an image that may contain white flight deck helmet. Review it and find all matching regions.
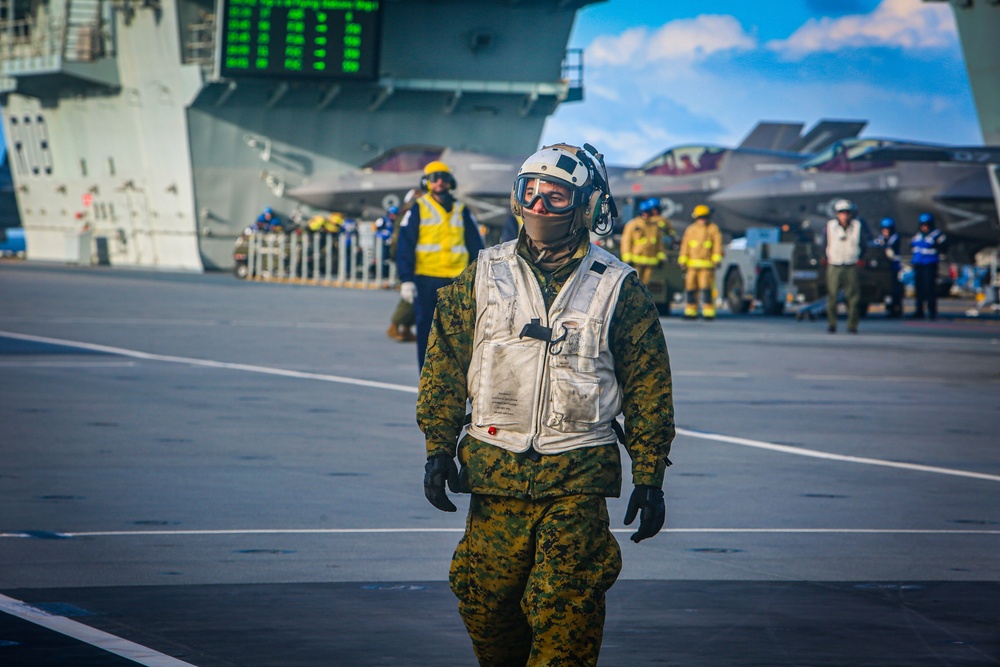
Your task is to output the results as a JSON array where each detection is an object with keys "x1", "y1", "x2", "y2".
[
  {"x1": 833, "y1": 198, "x2": 856, "y2": 214},
  {"x1": 510, "y1": 143, "x2": 617, "y2": 235}
]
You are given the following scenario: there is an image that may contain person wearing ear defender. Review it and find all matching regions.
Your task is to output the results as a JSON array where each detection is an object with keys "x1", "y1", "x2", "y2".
[
  {"x1": 417, "y1": 143, "x2": 675, "y2": 666},
  {"x1": 396, "y1": 160, "x2": 484, "y2": 369}
]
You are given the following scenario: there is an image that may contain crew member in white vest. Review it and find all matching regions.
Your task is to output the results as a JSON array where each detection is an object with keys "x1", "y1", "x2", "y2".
[
  {"x1": 824, "y1": 198, "x2": 866, "y2": 334},
  {"x1": 417, "y1": 143, "x2": 675, "y2": 666}
]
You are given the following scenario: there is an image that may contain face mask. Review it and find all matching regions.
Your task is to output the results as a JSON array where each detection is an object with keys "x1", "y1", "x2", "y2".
[{"x1": 521, "y1": 209, "x2": 575, "y2": 243}]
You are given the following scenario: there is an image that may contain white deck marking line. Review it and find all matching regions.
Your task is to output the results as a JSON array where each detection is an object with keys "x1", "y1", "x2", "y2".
[
  {"x1": 0, "y1": 361, "x2": 136, "y2": 368},
  {"x1": 2, "y1": 528, "x2": 998, "y2": 538},
  {"x1": 3, "y1": 330, "x2": 996, "y2": 482},
  {"x1": 794, "y1": 373, "x2": 993, "y2": 383},
  {"x1": 0, "y1": 330, "x2": 417, "y2": 394},
  {"x1": 0, "y1": 593, "x2": 198, "y2": 667},
  {"x1": 676, "y1": 428, "x2": 1000, "y2": 482}
]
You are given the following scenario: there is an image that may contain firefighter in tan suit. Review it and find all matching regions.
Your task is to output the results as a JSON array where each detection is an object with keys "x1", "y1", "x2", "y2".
[
  {"x1": 620, "y1": 197, "x2": 675, "y2": 286},
  {"x1": 678, "y1": 204, "x2": 723, "y2": 319}
]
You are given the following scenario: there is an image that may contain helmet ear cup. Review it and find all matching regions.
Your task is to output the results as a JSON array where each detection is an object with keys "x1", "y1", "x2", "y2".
[{"x1": 581, "y1": 188, "x2": 612, "y2": 233}]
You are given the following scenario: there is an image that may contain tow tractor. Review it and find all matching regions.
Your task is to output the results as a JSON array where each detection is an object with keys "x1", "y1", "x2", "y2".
[{"x1": 718, "y1": 226, "x2": 896, "y2": 316}]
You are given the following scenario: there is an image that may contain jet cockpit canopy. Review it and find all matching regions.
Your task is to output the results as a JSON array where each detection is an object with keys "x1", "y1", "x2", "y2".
[
  {"x1": 801, "y1": 138, "x2": 896, "y2": 173},
  {"x1": 638, "y1": 145, "x2": 727, "y2": 176},
  {"x1": 361, "y1": 146, "x2": 445, "y2": 173}
]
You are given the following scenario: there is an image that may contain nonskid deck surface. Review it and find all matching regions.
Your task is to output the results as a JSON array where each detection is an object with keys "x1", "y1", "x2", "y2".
[
  {"x1": 2, "y1": 581, "x2": 997, "y2": 666},
  {"x1": 1, "y1": 264, "x2": 998, "y2": 666}
]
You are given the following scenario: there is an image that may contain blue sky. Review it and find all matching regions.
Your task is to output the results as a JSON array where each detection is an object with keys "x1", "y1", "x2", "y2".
[{"x1": 539, "y1": 0, "x2": 982, "y2": 165}]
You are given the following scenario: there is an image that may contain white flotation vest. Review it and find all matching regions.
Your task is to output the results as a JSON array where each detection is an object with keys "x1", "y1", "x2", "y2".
[{"x1": 467, "y1": 240, "x2": 634, "y2": 454}]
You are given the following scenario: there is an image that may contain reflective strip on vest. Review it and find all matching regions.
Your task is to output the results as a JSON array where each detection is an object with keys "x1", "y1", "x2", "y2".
[
  {"x1": 686, "y1": 259, "x2": 715, "y2": 269},
  {"x1": 467, "y1": 241, "x2": 633, "y2": 455},
  {"x1": 414, "y1": 195, "x2": 469, "y2": 278}
]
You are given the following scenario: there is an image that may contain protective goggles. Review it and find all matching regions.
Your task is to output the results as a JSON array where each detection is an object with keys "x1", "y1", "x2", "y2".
[
  {"x1": 425, "y1": 171, "x2": 454, "y2": 185},
  {"x1": 513, "y1": 175, "x2": 582, "y2": 214}
]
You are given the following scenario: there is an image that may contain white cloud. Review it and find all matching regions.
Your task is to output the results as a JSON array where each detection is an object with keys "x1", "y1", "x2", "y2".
[
  {"x1": 767, "y1": 0, "x2": 956, "y2": 59},
  {"x1": 542, "y1": 1, "x2": 979, "y2": 165},
  {"x1": 587, "y1": 15, "x2": 756, "y2": 67}
]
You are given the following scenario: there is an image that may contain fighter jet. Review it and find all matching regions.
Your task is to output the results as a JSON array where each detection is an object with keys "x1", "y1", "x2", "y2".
[
  {"x1": 284, "y1": 120, "x2": 865, "y2": 230},
  {"x1": 285, "y1": 145, "x2": 522, "y2": 225},
  {"x1": 707, "y1": 138, "x2": 1000, "y2": 262},
  {"x1": 608, "y1": 120, "x2": 867, "y2": 224}
]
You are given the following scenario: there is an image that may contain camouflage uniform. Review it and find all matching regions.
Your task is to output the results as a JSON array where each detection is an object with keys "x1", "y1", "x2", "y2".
[{"x1": 418, "y1": 231, "x2": 674, "y2": 666}]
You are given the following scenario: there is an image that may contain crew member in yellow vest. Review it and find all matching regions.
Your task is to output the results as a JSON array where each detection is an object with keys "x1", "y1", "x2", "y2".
[
  {"x1": 396, "y1": 160, "x2": 484, "y2": 368},
  {"x1": 678, "y1": 204, "x2": 723, "y2": 319},
  {"x1": 620, "y1": 197, "x2": 676, "y2": 286}
]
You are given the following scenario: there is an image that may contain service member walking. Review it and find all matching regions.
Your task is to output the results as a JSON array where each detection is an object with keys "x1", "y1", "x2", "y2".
[
  {"x1": 824, "y1": 199, "x2": 865, "y2": 333},
  {"x1": 678, "y1": 204, "x2": 722, "y2": 319},
  {"x1": 910, "y1": 212, "x2": 947, "y2": 320},
  {"x1": 396, "y1": 161, "x2": 484, "y2": 368},
  {"x1": 418, "y1": 143, "x2": 674, "y2": 666}
]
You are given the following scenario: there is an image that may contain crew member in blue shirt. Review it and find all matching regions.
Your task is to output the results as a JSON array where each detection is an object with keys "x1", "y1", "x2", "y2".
[
  {"x1": 396, "y1": 161, "x2": 484, "y2": 369},
  {"x1": 873, "y1": 217, "x2": 903, "y2": 317},
  {"x1": 910, "y1": 213, "x2": 947, "y2": 320}
]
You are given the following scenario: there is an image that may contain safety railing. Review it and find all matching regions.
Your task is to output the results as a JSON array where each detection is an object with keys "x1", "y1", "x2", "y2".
[
  {"x1": 0, "y1": 16, "x2": 66, "y2": 60},
  {"x1": 242, "y1": 230, "x2": 397, "y2": 289}
]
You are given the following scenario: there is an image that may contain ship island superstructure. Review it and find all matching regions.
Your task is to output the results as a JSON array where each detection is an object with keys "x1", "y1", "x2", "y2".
[{"x1": 0, "y1": 0, "x2": 597, "y2": 270}]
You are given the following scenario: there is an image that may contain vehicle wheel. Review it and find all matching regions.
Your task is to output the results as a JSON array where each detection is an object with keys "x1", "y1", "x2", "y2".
[
  {"x1": 724, "y1": 270, "x2": 749, "y2": 314},
  {"x1": 234, "y1": 263, "x2": 248, "y2": 279},
  {"x1": 759, "y1": 271, "x2": 783, "y2": 315}
]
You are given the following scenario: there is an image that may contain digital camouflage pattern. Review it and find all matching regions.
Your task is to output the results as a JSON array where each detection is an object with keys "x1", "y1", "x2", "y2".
[
  {"x1": 449, "y1": 494, "x2": 622, "y2": 667},
  {"x1": 417, "y1": 230, "x2": 673, "y2": 666},
  {"x1": 417, "y1": 231, "x2": 675, "y2": 497}
]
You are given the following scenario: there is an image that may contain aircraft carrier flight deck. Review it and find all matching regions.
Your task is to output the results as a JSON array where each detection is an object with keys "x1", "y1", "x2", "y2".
[{"x1": 1, "y1": 262, "x2": 998, "y2": 666}]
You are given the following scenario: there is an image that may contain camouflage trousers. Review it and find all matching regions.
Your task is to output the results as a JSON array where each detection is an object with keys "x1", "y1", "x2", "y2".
[{"x1": 449, "y1": 493, "x2": 622, "y2": 667}]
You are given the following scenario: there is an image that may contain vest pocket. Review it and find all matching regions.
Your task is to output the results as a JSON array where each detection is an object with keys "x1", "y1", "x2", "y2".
[
  {"x1": 547, "y1": 377, "x2": 600, "y2": 429},
  {"x1": 549, "y1": 318, "x2": 600, "y2": 373},
  {"x1": 474, "y1": 341, "x2": 536, "y2": 428}
]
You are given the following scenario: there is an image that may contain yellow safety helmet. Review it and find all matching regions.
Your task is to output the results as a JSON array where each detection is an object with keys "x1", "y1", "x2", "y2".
[
  {"x1": 691, "y1": 204, "x2": 712, "y2": 220},
  {"x1": 423, "y1": 161, "x2": 451, "y2": 175},
  {"x1": 420, "y1": 160, "x2": 456, "y2": 191},
  {"x1": 325, "y1": 212, "x2": 345, "y2": 232}
]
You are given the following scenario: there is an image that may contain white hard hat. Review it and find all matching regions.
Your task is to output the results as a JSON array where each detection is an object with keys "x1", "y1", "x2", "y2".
[{"x1": 833, "y1": 199, "x2": 855, "y2": 213}]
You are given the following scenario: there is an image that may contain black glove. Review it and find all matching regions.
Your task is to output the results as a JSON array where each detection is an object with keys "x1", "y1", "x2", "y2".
[
  {"x1": 623, "y1": 485, "x2": 665, "y2": 543},
  {"x1": 423, "y1": 453, "x2": 460, "y2": 512}
]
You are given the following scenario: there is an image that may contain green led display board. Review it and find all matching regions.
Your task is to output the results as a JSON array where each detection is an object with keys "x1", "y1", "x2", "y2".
[{"x1": 218, "y1": 0, "x2": 381, "y2": 80}]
